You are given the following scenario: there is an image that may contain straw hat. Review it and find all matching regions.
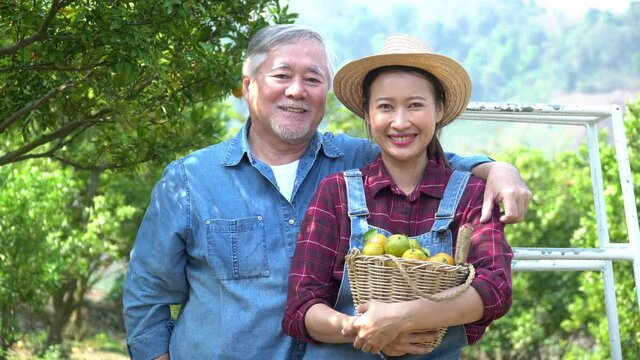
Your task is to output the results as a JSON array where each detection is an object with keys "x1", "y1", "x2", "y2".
[{"x1": 333, "y1": 34, "x2": 472, "y2": 127}]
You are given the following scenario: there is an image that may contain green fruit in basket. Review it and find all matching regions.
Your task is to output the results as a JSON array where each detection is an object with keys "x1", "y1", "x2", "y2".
[
  {"x1": 384, "y1": 234, "x2": 411, "y2": 257},
  {"x1": 408, "y1": 238, "x2": 429, "y2": 257},
  {"x1": 362, "y1": 242, "x2": 385, "y2": 256},
  {"x1": 401, "y1": 247, "x2": 429, "y2": 260}
]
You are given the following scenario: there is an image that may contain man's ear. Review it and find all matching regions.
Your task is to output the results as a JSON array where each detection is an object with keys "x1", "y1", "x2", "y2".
[{"x1": 242, "y1": 75, "x2": 251, "y2": 101}]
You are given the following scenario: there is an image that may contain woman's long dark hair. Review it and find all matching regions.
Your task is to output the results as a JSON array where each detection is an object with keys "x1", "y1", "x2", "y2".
[{"x1": 362, "y1": 65, "x2": 448, "y2": 165}]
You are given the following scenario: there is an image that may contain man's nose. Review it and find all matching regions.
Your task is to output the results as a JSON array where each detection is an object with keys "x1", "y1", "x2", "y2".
[{"x1": 284, "y1": 78, "x2": 306, "y2": 99}]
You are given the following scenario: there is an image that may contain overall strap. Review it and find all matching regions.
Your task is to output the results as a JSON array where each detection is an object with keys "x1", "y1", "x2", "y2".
[
  {"x1": 343, "y1": 169, "x2": 370, "y2": 245},
  {"x1": 431, "y1": 170, "x2": 471, "y2": 233}
]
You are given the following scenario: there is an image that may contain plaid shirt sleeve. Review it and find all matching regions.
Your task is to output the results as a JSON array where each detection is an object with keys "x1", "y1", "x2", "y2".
[
  {"x1": 282, "y1": 173, "x2": 350, "y2": 343},
  {"x1": 459, "y1": 177, "x2": 513, "y2": 344}
]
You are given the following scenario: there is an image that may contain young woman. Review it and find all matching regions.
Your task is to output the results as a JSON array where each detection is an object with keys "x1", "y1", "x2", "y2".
[{"x1": 283, "y1": 34, "x2": 513, "y2": 359}]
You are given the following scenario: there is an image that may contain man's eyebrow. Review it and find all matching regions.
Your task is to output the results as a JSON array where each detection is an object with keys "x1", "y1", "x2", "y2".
[
  {"x1": 271, "y1": 63, "x2": 292, "y2": 71},
  {"x1": 270, "y1": 63, "x2": 326, "y2": 78},
  {"x1": 307, "y1": 65, "x2": 326, "y2": 77}
]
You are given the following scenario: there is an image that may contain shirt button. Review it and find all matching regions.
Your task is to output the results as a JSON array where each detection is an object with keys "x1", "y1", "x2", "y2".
[
  {"x1": 205, "y1": 220, "x2": 211, "y2": 225},
  {"x1": 288, "y1": 219, "x2": 295, "y2": 225},
  {"x1": 257, "y1": 216, "x2": 263, "y2": 221}
]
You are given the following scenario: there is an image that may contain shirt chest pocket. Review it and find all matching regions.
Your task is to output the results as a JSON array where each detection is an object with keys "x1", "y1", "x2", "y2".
[{"x1": 205, "y1": 217, "x2": 270, "y2": 280}]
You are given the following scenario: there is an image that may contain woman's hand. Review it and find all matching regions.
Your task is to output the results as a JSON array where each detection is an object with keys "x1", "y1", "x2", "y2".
[{"x1": 350, "y1": 302, "x2": 408, "y2": 354}]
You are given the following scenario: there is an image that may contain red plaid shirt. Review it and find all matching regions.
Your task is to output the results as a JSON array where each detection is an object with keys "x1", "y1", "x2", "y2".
[{"x1": 283, "y1": 155, "x2": 513, "y2": 345}]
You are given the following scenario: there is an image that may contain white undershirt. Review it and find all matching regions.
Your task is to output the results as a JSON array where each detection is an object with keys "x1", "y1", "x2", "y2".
[{"x1": 270, "y1": 160, "x2": 299, "y2": 201}]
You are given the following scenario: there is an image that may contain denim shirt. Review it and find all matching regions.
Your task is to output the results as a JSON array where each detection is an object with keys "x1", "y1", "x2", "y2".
[{"x1": 123, "y1": 120, "x2": 490, "y2": 360}]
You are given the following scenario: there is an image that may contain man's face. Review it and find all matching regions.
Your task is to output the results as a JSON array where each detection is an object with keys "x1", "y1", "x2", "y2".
[{"x1": 243, "y1": 39, "x2": 330, "y2": 143}]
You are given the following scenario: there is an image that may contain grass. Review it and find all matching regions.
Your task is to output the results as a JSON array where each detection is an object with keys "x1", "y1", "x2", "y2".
[{"x1": 8, "y1": 332, "x2": 128, "y2": 360}]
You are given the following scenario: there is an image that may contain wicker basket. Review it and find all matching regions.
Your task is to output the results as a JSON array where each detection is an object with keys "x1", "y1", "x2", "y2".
[{"x1": 345, "y1": 225, "x2": 476, "y2": 350}]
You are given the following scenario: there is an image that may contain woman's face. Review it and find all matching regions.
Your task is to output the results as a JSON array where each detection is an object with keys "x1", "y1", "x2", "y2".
[{"x1": 365, "y1": 70, "x2": 444, "y2": 167}]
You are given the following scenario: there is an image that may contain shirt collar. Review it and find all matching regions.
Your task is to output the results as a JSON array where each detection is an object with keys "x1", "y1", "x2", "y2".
[
  {"x1": 221, "y1": 118, "x2": 344, "y2": 166},
  {"x1": 365, "y1": 155, "x2": 449, "y2": 199}
]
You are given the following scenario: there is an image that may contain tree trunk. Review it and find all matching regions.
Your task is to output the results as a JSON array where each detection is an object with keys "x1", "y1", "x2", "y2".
[
  {"x1": 47, "y1": 279, "x2": 78, "y2": 346},
  {"x1": 46, "y1": 168, "x2": 103, "y2": 346},
  {"x1": 71, "y1": 276, "x2": 89, "y2": 337},
  {"x1": 0, "y1": 303, "x2": 14, "y2": 360}
]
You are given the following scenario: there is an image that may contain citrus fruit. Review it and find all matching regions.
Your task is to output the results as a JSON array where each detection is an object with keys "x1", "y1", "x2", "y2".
[
  {"x1": 231, "y1": 84, "x2": 243, "y2": 98},
  {"x1": 429, "y1": 252, "x2": 455, "y2": 265},
  {"x1": 367, "y1": 233, "x2": 388, "y2": 247},
  {"x1": 362, "y1": 242, "x2": 385, "y2": 256},
  {"x1": 401, "y1": 248, "x2": 429, "y2": 260},
  {"x1": 384, "y1": 234, "x2": 411, "y2": 257}
]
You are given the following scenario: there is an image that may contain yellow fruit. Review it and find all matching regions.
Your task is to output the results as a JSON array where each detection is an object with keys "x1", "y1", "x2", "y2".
[
  {"x1": 429, "y1": 252, "x2": 455, "y2": 265},
  {"x1": 368, "y1": 233, "x2": 388, "y2": 247},
  {"x1": 384, "y1": 234, "x2": 411, "y2": 257},
  {"x1": 362, "y1": 242, "x2": 385, "y2": 256},
  {"x1": 401, "y1": 248, "x2": 429, "y2": 260}
]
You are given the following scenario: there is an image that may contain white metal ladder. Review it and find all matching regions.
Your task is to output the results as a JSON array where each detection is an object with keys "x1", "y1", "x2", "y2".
[{"x1": 458, "y1": 102, "x2": 640, "y2": 360}]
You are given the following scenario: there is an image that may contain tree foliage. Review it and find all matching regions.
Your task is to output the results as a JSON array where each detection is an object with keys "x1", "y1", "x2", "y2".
[{"x1": 0, "y1": 0, "x2": 295, "y2": 169}]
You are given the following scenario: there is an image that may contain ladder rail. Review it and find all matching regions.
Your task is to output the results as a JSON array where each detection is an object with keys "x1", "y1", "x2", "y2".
[{"x1": 457, "y1": 102, "x2": 639, "y2": 360}]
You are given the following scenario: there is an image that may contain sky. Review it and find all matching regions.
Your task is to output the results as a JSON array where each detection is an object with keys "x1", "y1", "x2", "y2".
[
  {"x1": 533, "y1": 0, "x2": 631, "y2": 15},
  {"x1": 286, "y1": 0, "x2": 633, "y2": 23}
]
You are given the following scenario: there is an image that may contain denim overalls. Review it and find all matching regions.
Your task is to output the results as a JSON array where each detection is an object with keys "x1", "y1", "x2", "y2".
[{"x1": 303, "y1": 169, "x2": 471, "y2": 360}]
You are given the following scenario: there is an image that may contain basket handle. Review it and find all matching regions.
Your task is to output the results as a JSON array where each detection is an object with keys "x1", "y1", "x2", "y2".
[
  {"x1": 455, "y1": 223, "x2": 474, "y2": 264},
  {"x1": 388, "y1": 255, "x2": 476, "y2": 302}
]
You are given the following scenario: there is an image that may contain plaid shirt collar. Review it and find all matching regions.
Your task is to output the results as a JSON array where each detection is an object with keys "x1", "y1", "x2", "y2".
[{"x1": 365, "y1": 154, "x2": 449, "y2": 200}]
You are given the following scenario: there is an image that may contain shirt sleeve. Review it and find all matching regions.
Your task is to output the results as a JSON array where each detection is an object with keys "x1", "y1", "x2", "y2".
[
  {"x1": 282, "y1": 174, "x2": 347, "y2": 343},
  {"x1": 445, "y1": 152, "x2": 494, "y2": 172},
  {"x1": 123, "y1": 161, "x2": 190, "y2": 359},
  {"x1": 460, "y1": 178, "x2": 513, "y2": 338}
]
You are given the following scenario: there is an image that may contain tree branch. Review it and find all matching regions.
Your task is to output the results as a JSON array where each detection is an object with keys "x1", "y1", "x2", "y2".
[
  {"x1": 0, "y1": 81, "x2": 77, "y2": 134},
  {"x1": 0, "y1": 108, "x2": 112, "y2": 166},
  {"x1": 0, "y1": 0, "x2": 76, "y2": 57},
  {"x1": 0, "y1": 61, "x2": 108, "y2": 73},
  {"x1": 0, "y1": 120, "x2": 94, "y2": 166}
]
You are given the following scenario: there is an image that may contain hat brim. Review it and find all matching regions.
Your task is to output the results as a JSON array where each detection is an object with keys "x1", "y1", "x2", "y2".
[{"x1": 333, "y1": 53, "x2": 472, "y2": 127}]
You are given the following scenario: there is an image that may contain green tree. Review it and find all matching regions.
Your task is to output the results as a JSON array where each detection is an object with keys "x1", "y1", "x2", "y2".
[
  {"x1": 0, "y1": 0, "x2": 295, "y2": 169},
  {"x1": 0, "y1": 159, "x2": 78, "y2": 357}
]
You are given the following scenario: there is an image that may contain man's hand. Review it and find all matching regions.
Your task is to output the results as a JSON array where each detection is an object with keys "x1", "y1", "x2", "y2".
[
  {"x1": 472, "y1": 161, "x2": 531, "y2": 224},
  {"x1": 153, "y1": 353, "x2": 170, "y2": 360}
]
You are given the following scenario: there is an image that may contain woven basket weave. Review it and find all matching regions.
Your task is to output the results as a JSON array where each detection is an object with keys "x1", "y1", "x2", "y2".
[{"x1": 345, "y1": 226, "x2": 476, "y2": 350}]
